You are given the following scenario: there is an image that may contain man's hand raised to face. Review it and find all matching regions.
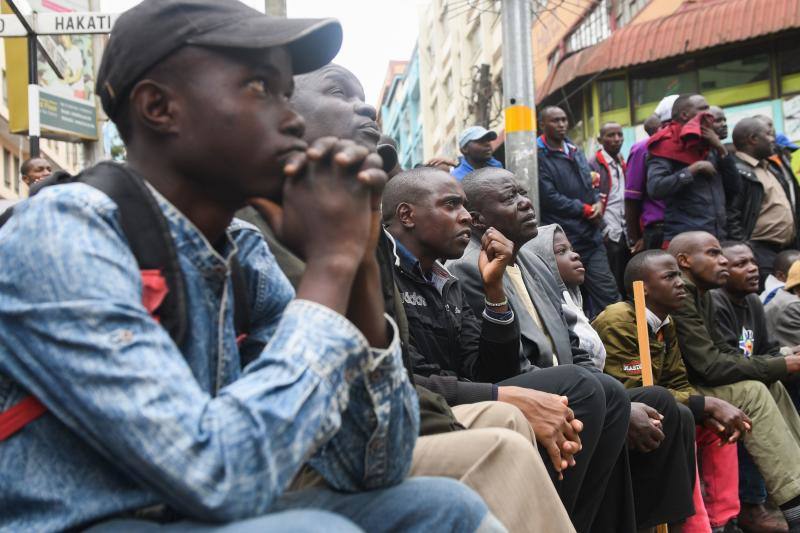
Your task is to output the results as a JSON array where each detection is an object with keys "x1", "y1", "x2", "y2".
[
  {"x1": 703, "y1": 397, "x2": 752, "y2": 444},
  {"x1": 280, "y1": 137, "x2": 387, "y2": 316},
  {"x1": 479, "y1": 227, "x2": 515, "y2": 312},
  {"x1": 497, "y1": 386, "x2": 583, "y2": 479},
  {"x1": 627, "y1": 402, "x2": 665, "y2": 453}
]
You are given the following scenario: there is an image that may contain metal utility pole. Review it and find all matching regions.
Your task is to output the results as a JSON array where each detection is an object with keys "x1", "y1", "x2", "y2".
[{"x1": 501, "y1": 0, "x2": 538, "y2": 215}]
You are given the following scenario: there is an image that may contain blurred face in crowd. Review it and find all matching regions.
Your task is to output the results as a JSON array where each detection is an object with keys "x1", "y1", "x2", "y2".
[
  {"x1": 598, "y1": 122, "x2": 624, "y2": 158},
  {"x1": 642, "y1": 254, "x2": 686, "y2": 317},
  {"x1": 396, "y1": 170, "x2": 473, "y2": 262},
  {"x1": 542, "y1": 107, "x2": 569, "y2": 144},
  {"x1": 292, "y1": 64, "x2": 380, "y2": 149},
  {"x1": 675, "y1": 233, "x2": 730, "y2": 290},
  {"x1": 469, "y1": 169, "x2": 538, "y2": 247},
  {"x1": 461, "y1": 137, "x2": 494, "y2": 165},
  {"x1": 710, "y1": 106, "x2": 728, "y2": 139},
  {"x1": 723, "y1": 244, "x2": 760, "y2": 297},
  {"x1": 749, "y1": 120, "x2": 775, "y2": 160},
  {"x1": 676, "y1": 95, "x2": 709, "y2": 124},
  {"x1": 553, "y1": 230, "x2": 585, "y2": 288},
  {"x1": 21, "y1": 158, "x2": 52, "y2": 186}
]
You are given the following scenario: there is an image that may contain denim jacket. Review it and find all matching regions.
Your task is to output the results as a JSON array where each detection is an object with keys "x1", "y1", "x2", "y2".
[{"x1": 0, "y1": 182, "x2": 417, "y2": 531}]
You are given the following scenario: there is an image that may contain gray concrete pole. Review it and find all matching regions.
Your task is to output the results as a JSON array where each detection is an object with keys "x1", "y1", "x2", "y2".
[{"x1": 501, "y1": 0, "x2": 538, "y2": 216}]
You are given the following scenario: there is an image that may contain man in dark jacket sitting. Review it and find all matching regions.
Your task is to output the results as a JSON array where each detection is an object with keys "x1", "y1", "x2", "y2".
[
  {"x1": 669, "y1": 231, "x2": 800, "y2": 531},
  {"x1": 647, "y1": 94, "x2": 739, "y2": 245},
  {"x1": 454, "y1": 167, "x2": 702, "y2": 532},
  {"x1": 727, "y1": 117, "x2": 800, "y2": 289},
  {"x1": 383, "y1": 166, "x2": 636, "y2": 533},
  {"x1": 537, "y1": 105, "x2": 620, "y2": 318}
]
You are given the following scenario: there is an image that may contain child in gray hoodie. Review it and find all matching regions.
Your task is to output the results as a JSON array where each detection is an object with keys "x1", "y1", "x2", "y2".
[{"x1": 529, "y1": 224, "x2": 606, "y2": 370}]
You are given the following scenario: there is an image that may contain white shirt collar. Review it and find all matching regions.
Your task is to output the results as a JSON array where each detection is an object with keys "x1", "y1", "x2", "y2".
[
  {"x1": 601, "y1": 148, "x2": 619, "y2": 169},
  {"x1": 645, "y1": 307, "x2": 671, "y2": 333}
]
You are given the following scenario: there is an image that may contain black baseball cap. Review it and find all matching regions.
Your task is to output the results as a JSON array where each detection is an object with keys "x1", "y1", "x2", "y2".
[{"x1": 97, "y1": 0, "x2": 343, "y2": 120}]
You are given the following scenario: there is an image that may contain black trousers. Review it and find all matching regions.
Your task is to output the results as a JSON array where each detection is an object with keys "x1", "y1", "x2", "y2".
[
  {"x1": 627, "y1": 387, "x2": 696, "y2": 528},
  {"x1": 643, "y1": 222, "x2": 665, "y2": 251},
  {"x1": 500, "y1": 367, "x2": 635, "y2": 533},
  {"x1": 605, "y1": 238, "x2": 632, "y2": 299},
  {"x1": 580, "y1": 246, "x2": 622, "y2": 320}
]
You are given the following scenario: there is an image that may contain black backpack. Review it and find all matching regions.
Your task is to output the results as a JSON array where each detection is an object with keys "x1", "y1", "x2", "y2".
[{"x1": 0, "y1": 161, "x2": 250, "y2": 347}]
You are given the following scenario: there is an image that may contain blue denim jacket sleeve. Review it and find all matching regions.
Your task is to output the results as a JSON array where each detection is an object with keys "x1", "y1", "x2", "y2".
[{"x1": 0, "y1": 185, "x2": 417, "y2": 522}]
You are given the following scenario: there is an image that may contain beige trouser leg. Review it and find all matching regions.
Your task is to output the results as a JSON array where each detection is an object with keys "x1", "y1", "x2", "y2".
[
  {"x1": 697, "y1": 380, "x2": 800, "y2": 505},
  {"x1": 411, "y1": 401, "x2": 574, "y2": 533}
]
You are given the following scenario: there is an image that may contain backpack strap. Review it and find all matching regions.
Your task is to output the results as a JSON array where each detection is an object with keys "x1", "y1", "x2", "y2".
[{"x1": 77, "y1": 162, "x2": 188, "y2": 346}]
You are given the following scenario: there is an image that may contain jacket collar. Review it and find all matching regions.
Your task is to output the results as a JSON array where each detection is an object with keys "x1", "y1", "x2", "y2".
[
  {"x1": 537, "y1": 135, "x2": 577, "y2": 155},
  {"x1": 455, "y1": 156, "x2": 503, "y2": 172},
  {"x1": 735, "y1": 151, "x2": 769, "y2": 170},
  {"x1": 391, "y1": 234, "x2": 454, "y2": 294},
  {"x1": 147, "y1": 183, "x2": 238, "y2": 277}
]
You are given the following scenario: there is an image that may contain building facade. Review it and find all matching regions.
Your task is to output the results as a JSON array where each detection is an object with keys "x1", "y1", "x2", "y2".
[
  {"x1": 378, "y1": 48, "x2": 425, "y2": 169},
  {"x1": 536, "y1": 0, "x2": 800, "y2": 160},
  {"x1": 0, "y1": 42, "x2": 82, "y2": 202},
  {"x1": 417, "y1": 0, "x2": 505, "y2": 160},
  {"x1": 409, "y1": 0, "x2": 799, "y2": 170}
]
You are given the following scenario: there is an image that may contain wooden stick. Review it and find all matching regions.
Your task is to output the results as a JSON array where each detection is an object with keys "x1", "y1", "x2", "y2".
[
  {"x1": 633, "y1": 281, "x2": 669, "y2": 533},
  {"x1": 632, "y1": 280, "x2": 655, "y2": 387}
]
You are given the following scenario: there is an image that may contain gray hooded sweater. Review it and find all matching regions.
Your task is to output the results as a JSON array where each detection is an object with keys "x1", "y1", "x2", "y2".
[{"x1": 529, "y1": 224, "x2": 607, "y2": 369}]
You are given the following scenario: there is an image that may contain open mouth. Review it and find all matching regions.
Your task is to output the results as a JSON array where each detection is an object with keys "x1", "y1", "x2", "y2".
[{"x1": 456, "y1": 229, "x2": 471, "y2": 242}]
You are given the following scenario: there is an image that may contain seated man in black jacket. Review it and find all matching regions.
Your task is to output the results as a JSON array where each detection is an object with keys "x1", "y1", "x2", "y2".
[
  {"x1": 383, "y1": 166, "x2": 636, "y2": 533},
  {"x1": 454, "y1": 167, "x2": 698, "y2": 532}
]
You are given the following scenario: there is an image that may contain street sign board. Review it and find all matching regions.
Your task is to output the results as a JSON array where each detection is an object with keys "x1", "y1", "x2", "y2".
[
  {"x1": 35, "y1": 12, "x2": 116, "y2": 34},
  {"x1": 0, "y1": 12, "x2": 117, "y2": 36}
]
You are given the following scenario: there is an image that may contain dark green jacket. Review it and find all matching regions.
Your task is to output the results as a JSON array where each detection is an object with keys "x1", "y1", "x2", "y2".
[
  {"x1": 593, "y1": 302, "x2": 705, "y2": 419},
  {"x1": 672, "y1": 275, "x2": 787, "y2": 386}
]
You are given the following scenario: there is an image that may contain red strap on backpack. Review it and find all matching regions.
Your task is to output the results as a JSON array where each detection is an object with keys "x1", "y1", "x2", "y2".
[
  {"x1": 0, "y1": 270, "x2": 169, "y2": 441},
  {"x1": 0, "y1": 396, "x2": 46, "y2": 441}
]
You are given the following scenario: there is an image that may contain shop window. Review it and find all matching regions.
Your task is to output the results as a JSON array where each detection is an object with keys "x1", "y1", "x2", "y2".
[
  {"x1": 566, "y1": 0, "x2": 611, "y2": 54},
  {"x1": 632, "y1": 70, "x2": 697, "y2": 122},
  {"x1": 2, "y1": 149, "x2": 9, "y2": 188},
  {"x1": 698, "y1": 54, "x2": 770, "y2": 106},
  {"x1": 780, "y1": 42, "x2": 800, "y2": 95}
]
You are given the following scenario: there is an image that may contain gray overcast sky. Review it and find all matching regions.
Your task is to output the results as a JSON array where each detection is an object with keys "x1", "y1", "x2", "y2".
[{"x1": 99, "y1": 0, "x2": 422, "y2": 107}]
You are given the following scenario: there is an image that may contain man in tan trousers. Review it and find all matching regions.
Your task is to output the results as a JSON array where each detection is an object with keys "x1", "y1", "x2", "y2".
[{"x1": 240, "y1": 64, "x2": 574, "y2": 532}]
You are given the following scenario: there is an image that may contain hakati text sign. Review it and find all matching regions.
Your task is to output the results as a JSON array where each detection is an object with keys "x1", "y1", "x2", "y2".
[{"x1": 0, "y1": 12, "x2": 117, "y2": 36}]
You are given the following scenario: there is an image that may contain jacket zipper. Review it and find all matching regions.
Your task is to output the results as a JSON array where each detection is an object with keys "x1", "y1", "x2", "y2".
[{"x1": 214, "y1": 274, "x2": 229, "y2": 396}]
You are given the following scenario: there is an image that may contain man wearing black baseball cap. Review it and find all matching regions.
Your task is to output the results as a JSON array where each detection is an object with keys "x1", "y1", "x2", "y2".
[{"x1": 0, "y1": 1, "x2": 500, "y2": 532}]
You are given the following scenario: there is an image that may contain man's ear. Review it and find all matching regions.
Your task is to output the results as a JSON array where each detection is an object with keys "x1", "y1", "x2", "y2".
[
  {"x1": 128, "y1": 79, "x2": 180, "y2": 136},
  {"x1": 460, "y1": 145, "x2": 468, "y2": 156},
  {"x1": 470, "y1": 210, "x2": 487, "y2": 231},
  {"x1": 397, "y1": 202, "x2": 415, "y2": 229},
  {"x1": 675, "y1": 253, "x2": 691, "y2": 270}
]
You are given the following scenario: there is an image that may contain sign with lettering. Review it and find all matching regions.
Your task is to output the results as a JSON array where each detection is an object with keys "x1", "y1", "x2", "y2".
[
  {"x1": 35, "y1": 12, "x2": 117, "y2": 35},
  {"x1": 0, "y1": 12, "x2": 117, "y2": 36}
]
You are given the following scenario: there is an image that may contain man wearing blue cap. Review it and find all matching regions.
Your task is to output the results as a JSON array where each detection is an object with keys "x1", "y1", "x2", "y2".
[{"x1": 451, "y1": 125, "x2": 503, "y2": 181}]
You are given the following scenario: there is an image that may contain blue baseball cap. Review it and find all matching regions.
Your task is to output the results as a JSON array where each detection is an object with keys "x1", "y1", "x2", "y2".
[
  {"x1": 458, "y1": 126, "x2": 497, "y2": 149},
  {"x1": 776, "y1": 133, "x2": 799, "y2": 152}
]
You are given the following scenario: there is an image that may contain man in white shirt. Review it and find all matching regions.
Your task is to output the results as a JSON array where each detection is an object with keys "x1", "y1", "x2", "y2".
[{"x1": 589, "y1": 122, "x2": 630, "y2": 297}]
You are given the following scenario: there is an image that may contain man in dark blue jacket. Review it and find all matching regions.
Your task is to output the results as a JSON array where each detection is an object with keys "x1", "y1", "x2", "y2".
[{"x1": 537, "y1": 106, "x2": 620, "y2": 318}]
